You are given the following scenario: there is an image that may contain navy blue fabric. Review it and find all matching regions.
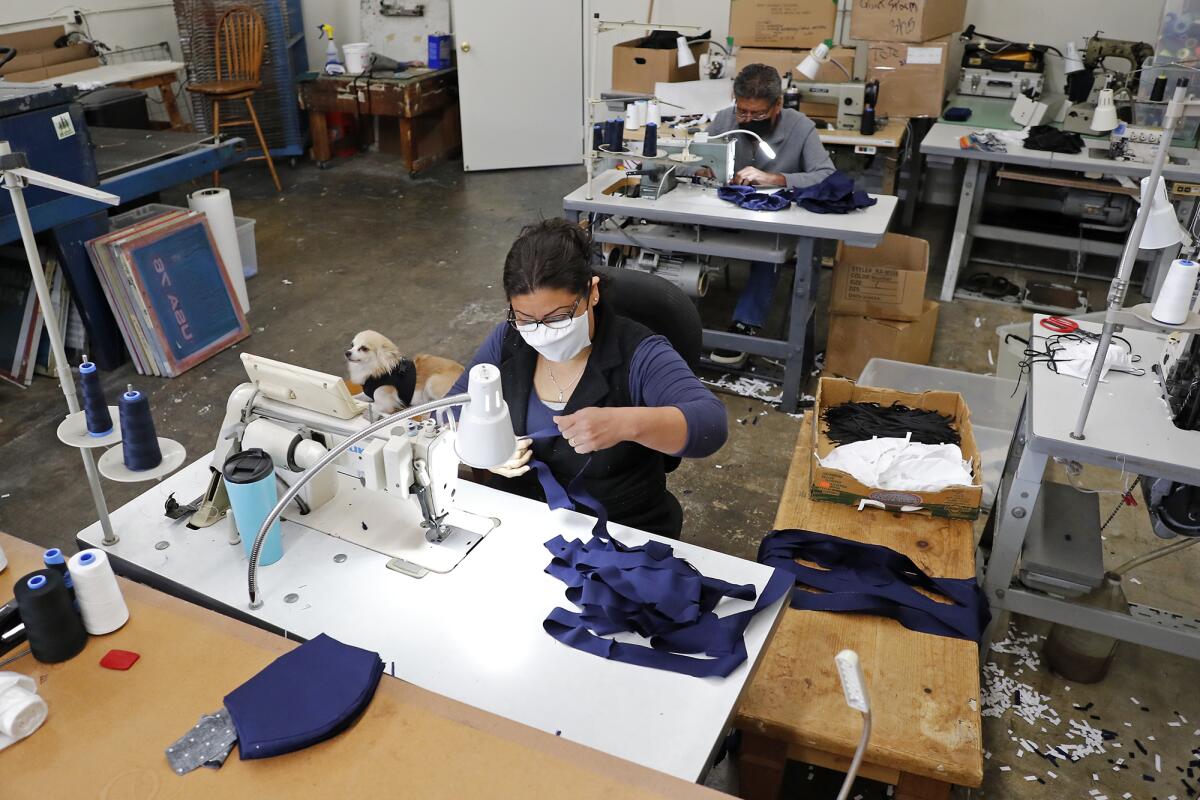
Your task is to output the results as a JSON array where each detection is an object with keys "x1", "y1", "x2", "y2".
[
  {"x1": 782, "y1": 171, "x2": 878, "y2": 214},
  {"x1": 530, "y1": 427, "x2": 792, "y2": 677},
  {"x1": 224, "y1": 633, "x2": 384, "y2": 759},
  {"x1": 717, "y1": 171, "x2": 878, "y2": 215},
  {"x1": 758, "y1": 529, "x2": 989, "y2": 643},
  {"x1": 717, "y1": 184, "x2": 792, "y2": 211}
]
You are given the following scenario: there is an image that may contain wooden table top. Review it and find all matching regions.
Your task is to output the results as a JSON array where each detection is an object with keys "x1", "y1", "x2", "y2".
[
  {"x1": 734, "y1": 416, "x2": 983, "y2": 787},
  {"x1": 0, "y1": 532, "x2": 722, "y2": 798}
]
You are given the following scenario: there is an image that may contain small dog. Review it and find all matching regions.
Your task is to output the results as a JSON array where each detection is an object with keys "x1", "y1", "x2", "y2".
[{"x1": 344, "y1": 330, "x2": 464, "y2": 414}]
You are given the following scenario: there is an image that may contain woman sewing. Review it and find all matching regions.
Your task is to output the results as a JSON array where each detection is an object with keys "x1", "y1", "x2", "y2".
[{"x1": 448, "y1": 219, "x2": 727, "y2": 538}]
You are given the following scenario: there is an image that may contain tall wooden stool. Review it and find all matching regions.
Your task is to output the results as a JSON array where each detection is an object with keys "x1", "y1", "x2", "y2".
[{"x1": 188, "y1": 5, "x2": 282, "y2": 192}]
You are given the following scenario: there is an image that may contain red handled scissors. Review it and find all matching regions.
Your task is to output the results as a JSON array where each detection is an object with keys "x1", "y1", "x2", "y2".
[{"x1": 1040, "y1": 316, "x2": 1079, "y2": 333}]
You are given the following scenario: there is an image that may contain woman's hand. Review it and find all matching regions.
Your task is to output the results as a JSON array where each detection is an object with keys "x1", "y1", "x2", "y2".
[
  {"x1": 554, "y1": 409, "x2": 630, "y2": 454},
  {"x1": 489, "y1": 437, "x2": 533, "y2": 477}
]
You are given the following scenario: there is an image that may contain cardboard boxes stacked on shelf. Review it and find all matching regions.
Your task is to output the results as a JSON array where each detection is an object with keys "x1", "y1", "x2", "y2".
[
  {"x1": 825, "y1": 233, "x2": 938, "y2": 379},
  {"x1": 0, "y1": 26, "x2": 100, "y2": 83},
  {"x1": 855, "y1": 0, "x2": 966, "y2": 119}
]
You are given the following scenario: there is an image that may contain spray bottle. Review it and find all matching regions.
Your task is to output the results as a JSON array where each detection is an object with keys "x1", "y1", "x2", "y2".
[{"x1": 318, "y1": 24, "x2": 346, "y2": 76}]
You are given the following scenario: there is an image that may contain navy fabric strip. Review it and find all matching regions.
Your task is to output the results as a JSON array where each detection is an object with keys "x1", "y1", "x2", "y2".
[
  {"x1": 717, "y1": 172, "x2": 879, "y2": 215},
  {"x1": 758, "y1": 529, "x2": 990, "y2": 643},
  {"x1": 527, "y1": 425, "x2": 789, "y2": 677}
]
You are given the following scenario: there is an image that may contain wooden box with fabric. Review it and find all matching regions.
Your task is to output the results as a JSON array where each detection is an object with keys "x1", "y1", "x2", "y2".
[
  {"x1": 810, "y1": 377, "x2": 983, "y2": 519},
  {"x1": 733, "y1": 415, "x2": 983, "y2": 800}
]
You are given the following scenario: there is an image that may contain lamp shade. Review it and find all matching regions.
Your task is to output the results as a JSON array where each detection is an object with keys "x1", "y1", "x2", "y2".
[
  {"x1": 676, "y1": 36, "x2": 696, "y2": 68},
  {"x1": 757, "y1": 139, "x2": 777, "y2": 159},
  {"x1": 1091, "y1": 89, "x2": 1119, "y2": 132},
  {"x1": 1063, "y1": 41, "x2": 1085, "y2": 74},
  {"x1": 797, "y1": 40, "x2": 831, "y2": 80},
  {"x1": 1139, "y1": 176, "x2": 1185, "y2": 250},
  {"x1": 454, "y1": 364, "x2": 516, "y2": 469}
]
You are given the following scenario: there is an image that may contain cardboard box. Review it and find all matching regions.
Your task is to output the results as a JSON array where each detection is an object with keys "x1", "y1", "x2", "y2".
[
  {"x1": 0, "y1": 26, "x2": 66, "y2": 55},
  {"x1": 866, "y1": 36, "x2": 961, "y2": 119},
  {"x1": 2, "y1": 67, "x2": 50, "y2": 82},
  {"x1": 44, "y1": 57, "x2": 100, "y2": 78},
  {"x1": 736, "y1": 46, "x2": 856, "y2": 83},
  {"x1": 811, "y1": 376, "x2": 982, "y2": 519},
  {"x1": 849, "y1": 0, "x2": 966, "y2": 43},
  {"x1": 612, "y1": 38, "x2": 706, "y2": 94},
  {"x1": 729, "y1": 0, "x2": 838, "y2": 48},
  {"x1": 825, "y1": 299, "x2": 938, "y2": 379},
  {"x1": 831, "y1": 233, "x2": 929, "y2": 321}
]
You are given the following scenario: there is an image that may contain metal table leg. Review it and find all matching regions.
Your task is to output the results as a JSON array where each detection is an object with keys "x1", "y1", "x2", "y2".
[
  {"x1": 981, "y1": 405, "x2": 1047, "y2": 637},
  {"x1": 940, "y1": 158, "x2": 984, "y2": 302},
  {"x1": 901, "y1": 118, "x2": 931, "y2": 231},
  {"x1": 780, "y1": 237, "x2": 817, "y2": 413}
]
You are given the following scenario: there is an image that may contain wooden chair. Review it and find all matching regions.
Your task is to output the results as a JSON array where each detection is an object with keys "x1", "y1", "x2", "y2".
[{"x1": 188, "y1": 5, "x2": 282, "y2": 192}]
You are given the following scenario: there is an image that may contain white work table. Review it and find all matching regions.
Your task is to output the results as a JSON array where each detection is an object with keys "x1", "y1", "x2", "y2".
[
  {"x1": 920, "y1": 121, "x2": 1200, "y2": 303},
  {"x1": 40, "y1": 60, "x2": 189, "y2": 130},
  {"x1": 564, "y1": 169, "x2": 897, "y2": 413},
  {"x1": 77, "y1": 455, "x2": 788, "y2": 782}
]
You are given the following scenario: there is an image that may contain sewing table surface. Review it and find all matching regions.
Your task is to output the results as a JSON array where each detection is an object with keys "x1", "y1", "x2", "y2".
[
  {"x1": 36, "y1": 59, "x2": 185, "y2": 86},
  {"x1": 734, "y1": 415, "x2": 983, "y2": 790},
  {"x1": 0, "y1": 532, "x2": 724, "y2": 798},
  {"x1": 564, "y1": 168, "x2": 897, "y2": 245},
  {"x1": 76, "y1": 456, "x2": 787, "y2": 782}
]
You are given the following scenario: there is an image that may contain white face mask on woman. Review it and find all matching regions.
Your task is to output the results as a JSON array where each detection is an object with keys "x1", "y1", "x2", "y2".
[{"x1": 519, "y1": 308, "x2": 592, "y2": 362}]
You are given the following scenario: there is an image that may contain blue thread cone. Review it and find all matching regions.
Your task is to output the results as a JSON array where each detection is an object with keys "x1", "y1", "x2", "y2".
[
  {"x1": 643, "y1": 122, "x2": 658, "y2": 158},
  {"x1": 592, "y1": 123, "x2": 604, "y2": 152},
  {"x1": 119, "y1": 387, "x2": 162, "y2": 471},
  {"x1": 79, "y1": 359, "x2": 113, "y2": 436},
  {"x1": 606, "y1": 119, "x2": 624, "y2": 151}
]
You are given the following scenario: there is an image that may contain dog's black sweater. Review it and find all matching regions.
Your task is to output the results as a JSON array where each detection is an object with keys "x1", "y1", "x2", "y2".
[{"x1": 362, "y1": 358, "x2": 417, "y2": 406}]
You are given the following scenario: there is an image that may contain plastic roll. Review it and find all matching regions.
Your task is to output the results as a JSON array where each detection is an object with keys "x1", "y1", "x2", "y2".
[
  {"x1": 14, "y1": 570, "x2": 87, "y2": 663},
  {"x1": 67, "y1": 549, "x2": 129, "y2": 635},
  {"x1": 0, "y1": 673, "x2": 47, "y2": 751},
  {"x1": 624, "y1": 103, "x2": 639, "y2": 130},
  {"x1": 188, "y1": 188, "x2": 249, "y2": 314},
  {"x1": 118, "y1": 388, "x2": 162, "y2": 471},
  {"x1": 78, "y1": 359, "x2": 113, "y2": 436},
  {"x1": 643, "y1": 122, "x2": 658, "y2": 158},
  {"x1": 223, "y1": 449, "x2": 283, "y2": 566},
  {"x1": 1152, "y1": 259, "x2": 1200, "y2": 325},
  {"x1": 646, "y1": 100, "x2": 661, "y2": 127}
]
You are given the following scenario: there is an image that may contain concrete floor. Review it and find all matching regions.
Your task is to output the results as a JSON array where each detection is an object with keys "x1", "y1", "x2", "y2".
[{"x1": 2, "y1": 153, "x2": 1199, "y2": 799}]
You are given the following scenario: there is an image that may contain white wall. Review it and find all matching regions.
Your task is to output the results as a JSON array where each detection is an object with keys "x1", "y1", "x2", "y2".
[{"x1": 0, "y1": 1, "x2": 182, "y2": 59}]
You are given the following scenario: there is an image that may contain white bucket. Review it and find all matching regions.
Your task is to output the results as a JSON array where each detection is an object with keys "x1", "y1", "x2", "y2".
[{"x1": 343, "y1": 43, "x2": 371, "y2": 75}]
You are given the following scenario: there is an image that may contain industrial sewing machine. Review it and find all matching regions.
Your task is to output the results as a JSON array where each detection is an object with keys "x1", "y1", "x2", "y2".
[
  {"x1": 186, "y1": 354, "x2": 496, "y2": 577},
  {"x1": 628, "y1": 139, "x2": 734, "y2": 200},
  {"x1": 1063, "y1": 34, "x2": 1154, "y2": 135},
  {"x1": 785, "y1": 80, "x2": 878, "y2": 132}
]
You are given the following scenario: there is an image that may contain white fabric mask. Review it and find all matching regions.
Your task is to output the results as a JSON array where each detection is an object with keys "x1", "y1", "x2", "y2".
[{"x1": 520, "y1": 308, "x2": 592, "y2": 362}]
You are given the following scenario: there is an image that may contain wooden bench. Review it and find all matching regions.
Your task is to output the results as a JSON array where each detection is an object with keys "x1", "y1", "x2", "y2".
[{"x1": 734, "y1": 416, "x2": 983, "y2": 800}]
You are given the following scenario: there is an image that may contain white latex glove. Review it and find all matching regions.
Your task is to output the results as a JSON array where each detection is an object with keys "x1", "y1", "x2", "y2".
[{"x1": 489, "y1": 437, "x2": 533, "y2": 478}]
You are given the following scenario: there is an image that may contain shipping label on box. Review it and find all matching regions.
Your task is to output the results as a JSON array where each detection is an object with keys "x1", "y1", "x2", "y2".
[
  {"x1": 846, "y1": 265, "x2": 906, "y2": 304},
  {"x1": 729, "y1": 0, "x2": 838, "y2": 49}
]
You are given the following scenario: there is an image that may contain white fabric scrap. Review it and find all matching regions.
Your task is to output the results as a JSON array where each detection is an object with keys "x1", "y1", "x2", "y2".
[
  {"x1": 1055, "y1": 341, "x2": 1138, "y2": 382},
  {"x1": 819, "y1": 435, "x2": 974, "y2": 492}
]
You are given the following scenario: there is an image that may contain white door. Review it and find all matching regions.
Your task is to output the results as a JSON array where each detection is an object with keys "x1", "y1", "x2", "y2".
[{"x1": 453, "y1": 0, "x2": 583, "y2": 170}]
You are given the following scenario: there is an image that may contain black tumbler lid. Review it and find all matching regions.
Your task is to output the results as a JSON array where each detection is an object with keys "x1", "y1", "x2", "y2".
[{"x1": 222, "y1": 447, "x2": 276, "y2": 484}]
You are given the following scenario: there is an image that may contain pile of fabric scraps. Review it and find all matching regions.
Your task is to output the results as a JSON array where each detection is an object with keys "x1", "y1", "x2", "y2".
[
  {"x1": 532, "y1": 428, "x2": 791, "y2": 678},
  {"x1": 717, "y1": 170, "x2": 877, "y2": 214},
  {"x1": 960, "y1": 131, "x2": 1009, "y2": 152},
  {"x1": 1024, "y1": 124, "x2": 1084, "y2": 154},
  {"x1": 1048, "y1": 338, "x2": 1143, "y2": 381},
  {"x1": 821, "y1": 400, "x2": 960, "y2": 446},
  {"x1": 758, "y1": 529, "x2": 990, "y2": 642},
  {"x1": 166, "y1": 633, "x2": 383, "y2": 775},
  {"x1": 818, "y1": 434, "x2": 975, "y2": 492}
]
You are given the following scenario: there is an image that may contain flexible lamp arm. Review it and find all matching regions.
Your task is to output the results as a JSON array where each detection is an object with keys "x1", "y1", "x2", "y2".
[
  {"x1": 698, "y1": 129, "x2": 778, "y2": 160},
  {"x1": 246, "y1": 392, "x2": 471, "y2": 608}
]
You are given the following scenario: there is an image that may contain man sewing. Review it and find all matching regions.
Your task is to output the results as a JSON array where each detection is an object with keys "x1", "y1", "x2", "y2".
[{"x1": 706, "y1": 63, "x2": 835, "y2": 368}]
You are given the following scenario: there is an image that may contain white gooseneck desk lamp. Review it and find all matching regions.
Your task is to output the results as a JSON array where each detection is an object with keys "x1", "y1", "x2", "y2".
[
  {"x1": 0, "y1": 140, "x2": 122, "y2": 545},
  {"x1": 834, "y1": 649, "x2": 872, "y2": 800},
  {"x1": 1072, "y1": 81, "x2": 1200, "y2": 439},
  {"x1": 246, "y1": 363, "x2": 516, "y2": 609}
]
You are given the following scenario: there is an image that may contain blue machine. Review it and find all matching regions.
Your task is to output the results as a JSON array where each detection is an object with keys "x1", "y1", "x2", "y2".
[{"x1": 0, "y1": 83, "x2": 248, "y2": 369}]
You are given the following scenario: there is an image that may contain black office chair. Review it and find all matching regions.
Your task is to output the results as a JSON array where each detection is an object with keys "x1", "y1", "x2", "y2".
[
  {"x1": 595, "y1": 265, "x2": 705, "y2": 474},
  {"x1": 595, "y1": 265, "x2": 703, "y2": 371}
]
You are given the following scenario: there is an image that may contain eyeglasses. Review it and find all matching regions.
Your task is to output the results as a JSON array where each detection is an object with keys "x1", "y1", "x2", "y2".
[
  {"x1": 734, "y1": 107, "x2": 775, "y2": 122},
  {"x1": 507, "y1": 295, "x2": 586, "y2": 332}
]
